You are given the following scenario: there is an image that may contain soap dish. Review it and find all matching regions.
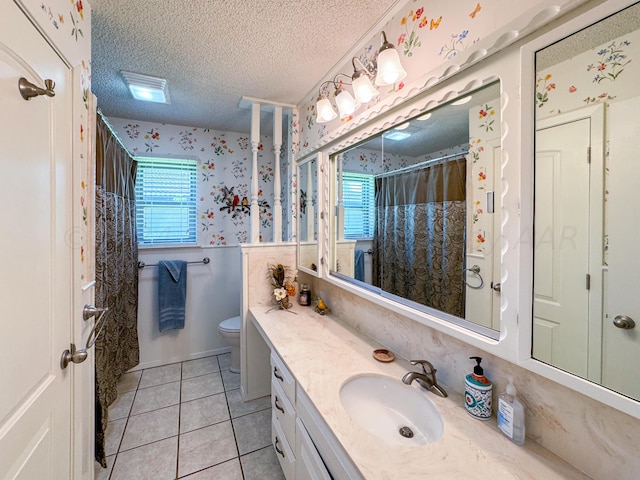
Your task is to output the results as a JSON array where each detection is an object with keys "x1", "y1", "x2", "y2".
[{"x1": 373, "y1": 349, "x2": 395, "y2": 363}]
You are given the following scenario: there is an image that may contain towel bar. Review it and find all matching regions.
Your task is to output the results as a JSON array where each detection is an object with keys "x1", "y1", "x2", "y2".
[{"x1": 138, "y1": 257, "x2": 210, "y2": 269}]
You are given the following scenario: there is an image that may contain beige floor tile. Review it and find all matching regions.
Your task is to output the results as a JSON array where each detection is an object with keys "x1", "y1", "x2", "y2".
[
  {"x1": 232, "y1": 408, "x2": 272, "y2": 455},
  {"x1": 116, "y1": 370, "x2": 142, "y2": 394},
  {"x1": 217, "y1": 353, "x2": 231, "y2": 371},
  {"x1": 131, "y1": 381, "x2": 180, "y2": 415},
  {"x1": 181, "y1": 372, "x2": 224, "y2": 402},
  {"x1": 178, "y1": 421, "x2": 238, "y2": 478},
  {"x1": 108, "y1": 390, "x2": 135, "y2": 421},
  {"x1": 177, "y1": 458, "x2": 243, "y2": 479},
  {"x1": 111, "y1": 436, "x2": 177, "y2": 480},
  {"x1": 182, "y1": 356, "x2": 219, "y2": 379},
  {"x1": 180, "y1": 392, "x2": 229, "y2": 433},
  {"x1": 241, "y1": 446, "x2": 286, "y2": 480},
  {"x1": 104, "y1": 417, "x2": 126, "y2": 456},
  {"x1": 120, "y1": 405, "x2": 179, "y2": 451},
  {"x1": 94, "y1": 455, "x2": 115, "y2": 480},
  {"x1": 226, "y1": 389, "x2": 271, "y2": 419},
  {"x1": 139, "y1": 363, "x2": 182, "y2": 388},
  {"x1": 221, "y1": 369, "x2": 241, "y2": 391}
]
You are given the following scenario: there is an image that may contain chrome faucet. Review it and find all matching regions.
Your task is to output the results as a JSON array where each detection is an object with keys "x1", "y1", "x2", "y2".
[{"x1": 402, "y1": 360, "x2": 448, "y2": 397}]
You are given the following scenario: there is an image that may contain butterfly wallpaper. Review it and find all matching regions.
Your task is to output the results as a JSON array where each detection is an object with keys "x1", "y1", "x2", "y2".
[{"x1": 298, "y1": 0, "x2": 540, "y2": 151}]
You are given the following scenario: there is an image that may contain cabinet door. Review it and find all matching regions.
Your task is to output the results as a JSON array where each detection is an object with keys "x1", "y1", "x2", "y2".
[{"x1": 295, "y1": 418, "x2": 332, "y2": 480}]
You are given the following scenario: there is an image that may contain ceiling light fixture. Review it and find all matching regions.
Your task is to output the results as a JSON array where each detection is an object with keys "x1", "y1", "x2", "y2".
[
  {"x1": 315, "y1": 31, "x2": 407, "y2": 123},
  {"x1": 384, "y1": 130, "x2": 411, "y2": 141},
  {"x1": 121, "y1": 71, "x2": 170, "y2": 104}
]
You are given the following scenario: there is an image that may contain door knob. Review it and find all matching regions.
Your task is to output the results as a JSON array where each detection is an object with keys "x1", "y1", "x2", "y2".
[
  {"x1": 613, "y1": 315, "x2": 635, "y2": 329},
  {"x1": 491, "y1": 282, "x2": 501, "y2": 293},
  {"x1": 60, "y1": 343, "x2": 88, "y2": 369}
]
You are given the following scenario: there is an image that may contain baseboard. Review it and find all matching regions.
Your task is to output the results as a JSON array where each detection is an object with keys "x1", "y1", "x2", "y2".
[{"x1": 128, "y1": 346, "x2": 232, "y2": 372}]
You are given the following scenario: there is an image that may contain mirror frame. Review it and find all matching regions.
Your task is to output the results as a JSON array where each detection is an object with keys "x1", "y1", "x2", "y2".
[
  {"x1": 327, "y1": 81, "x2": 503, "y2": 340},
  {"x1": 519, "y1": 0, "x2": 640, "y2": 419},
  {"x1": 296, "y1": 153, "x2": 323, "y2": 277},
  {"x1": 317, "y1": 61, "x2": 521, "y2": 363}
]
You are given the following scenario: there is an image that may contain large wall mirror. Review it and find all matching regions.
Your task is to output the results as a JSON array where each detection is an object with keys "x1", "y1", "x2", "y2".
[
  {"x1": 533, "y1": 1, "x2": 640, "y2": 401},
  {"x1": 330, "y1": 81, "x2": 502, "y2": 338},
  {"x1": 297, "y1": 155, "x2": 320, "y2": 275}
]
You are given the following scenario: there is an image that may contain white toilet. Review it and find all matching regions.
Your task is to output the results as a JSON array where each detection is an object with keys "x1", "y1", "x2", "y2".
[{"x1": 218, "y1": 315, "x2": 241, "y2": 373}]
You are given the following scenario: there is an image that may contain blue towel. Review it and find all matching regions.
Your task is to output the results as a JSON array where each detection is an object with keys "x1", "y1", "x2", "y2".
[
  {"x1": 354, "y1": 249, "x2": 365, "y2": 282},
  {"x1": 158, "y1": 260, "x2": 187, "y2": 332}
]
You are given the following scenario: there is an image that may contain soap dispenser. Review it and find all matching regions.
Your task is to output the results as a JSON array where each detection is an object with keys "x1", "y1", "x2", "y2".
[
  {"x1": 464, "y1": 356, "x2": 492, "y2": 420},
  {"x1": 498, "y1": 379, "x2": 525, "y2": 445}
]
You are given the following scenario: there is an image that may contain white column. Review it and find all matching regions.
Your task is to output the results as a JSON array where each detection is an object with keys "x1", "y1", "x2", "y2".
[
  {"x1": 250, "y1": 102, "x2": 260, "y2": 243},
  {"x1": 272, "y1": 106, "x2": 282, "y2": 243}
]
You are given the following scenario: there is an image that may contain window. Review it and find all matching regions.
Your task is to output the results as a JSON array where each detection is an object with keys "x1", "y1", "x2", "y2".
[
  {"x1": 342, "y1": 172, "x2": 375, "y2": 239},
  {"x1": 135, "y1": 156, "x2": 197, "y2": 246}
]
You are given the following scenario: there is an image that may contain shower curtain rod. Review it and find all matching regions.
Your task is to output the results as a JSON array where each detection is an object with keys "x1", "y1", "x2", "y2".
[
  {"x1": 97, "y1": 108, "x2": 135, "y2": 159},
  {"x1": 375, "y1": 150, "x2": 468, "y2": 179},
  {"x1": 137, "y1": 257, "x2": 211, "y2": 269}
]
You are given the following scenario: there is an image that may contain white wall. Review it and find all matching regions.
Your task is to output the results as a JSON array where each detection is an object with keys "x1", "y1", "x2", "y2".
[{"x1": 133, "y1": 245, "x2": 241, "y2": 370}]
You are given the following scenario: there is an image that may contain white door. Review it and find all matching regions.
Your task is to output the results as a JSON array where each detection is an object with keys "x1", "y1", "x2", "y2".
[
  {"x1": 602, "y1": 97, "x2": 640, "y2": 399},
  {"x1": 0, "y1": 5, "x2": 75, "y2": 479},
  {"x1": 533, "y1": 109, "x2": 602, "y2": 379}
]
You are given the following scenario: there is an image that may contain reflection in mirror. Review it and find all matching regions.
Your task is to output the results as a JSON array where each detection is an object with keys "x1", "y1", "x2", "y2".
[
  {"x1": 297, "y1": 156, "x2": 319, "y2": 274},
  {"x1": 330, "y1": 81, "x2": 501, "y2": 337},
  {"x1": 533, "y1": 2, "x2": 640, "y2": 401}
]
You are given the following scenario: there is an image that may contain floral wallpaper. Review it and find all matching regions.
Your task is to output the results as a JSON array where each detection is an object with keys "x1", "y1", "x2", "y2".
[
  {"x1": 536, "y1": 30, "x2": 638, "y2": 118},
  {"x1": 21, "y1": 0, "x2": 90, "y2": 67},
  {"x1": 468, "y1": 95, "x2": 499, "y2": 255},
  {"x1": 536, "y1": 29, "x2": 639, "y2": 267},
  {"x1": 298, "y1": 0, "x2": 538, "y2": 151},
  {"x1": 18, "y1": 0, "x2": 92, "y2": 284},
  {"x1": 110, "y1": 117, "x2": 282, "y2": 246}
]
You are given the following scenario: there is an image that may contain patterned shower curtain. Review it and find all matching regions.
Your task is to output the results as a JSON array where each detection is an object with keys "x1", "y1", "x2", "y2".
[
  {"x1": 94, "y1": 114, "x2": 140, "y2": 466},
  {"x1": 372, "y1": 157, "x2": 466, "y2": 317}
]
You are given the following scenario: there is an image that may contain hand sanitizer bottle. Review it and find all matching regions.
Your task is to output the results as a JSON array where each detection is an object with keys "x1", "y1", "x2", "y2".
[{"x1": 497, "y1": 379, "x2": 525, "y2": 445}]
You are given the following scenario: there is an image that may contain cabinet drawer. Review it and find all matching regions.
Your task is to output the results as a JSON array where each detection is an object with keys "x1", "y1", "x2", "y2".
[
  {"x1": 270, "y1": 351, "x2": 295, "y2": 405},
  {"x1": 272, "y1": 379, "x2": 296, "y2": 447},
  {"x1": 272, "y1": 415, "x2": 295, "y2": 480}
]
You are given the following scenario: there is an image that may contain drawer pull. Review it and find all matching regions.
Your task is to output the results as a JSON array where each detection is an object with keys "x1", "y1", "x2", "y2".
[
  {"x1": 273, "y1": 366, "x2": 284, "y2": 381},
  {"x1": 274, "y1": 436, "x2": 285, "y2": 458},
  {"x1": 274, "y1": 396, "x2": 285, "y2": 413}
]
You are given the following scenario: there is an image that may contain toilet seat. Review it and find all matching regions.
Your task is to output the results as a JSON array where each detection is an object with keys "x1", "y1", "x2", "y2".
[{"x1": 218, "y1": 315, "x2": 241, "y2": 333}]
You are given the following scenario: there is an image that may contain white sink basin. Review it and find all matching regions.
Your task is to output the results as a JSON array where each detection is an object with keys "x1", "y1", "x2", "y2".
[{"x1": 339, "y1": 374, "x2": 444, "y2": 446}]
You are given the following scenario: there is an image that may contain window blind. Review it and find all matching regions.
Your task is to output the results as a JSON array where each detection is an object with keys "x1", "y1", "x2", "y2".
[
  {"x1": 342, "y1": 172, "x2": 375, "y2": 239},
  {"x1": 135, "y1": 157, "x2": 197, "y2": 246}
]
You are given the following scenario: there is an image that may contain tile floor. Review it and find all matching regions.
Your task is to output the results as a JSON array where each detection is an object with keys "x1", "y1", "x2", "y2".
[{"x1": 94, "y1": 353, "x2": 285, "y2": 480}]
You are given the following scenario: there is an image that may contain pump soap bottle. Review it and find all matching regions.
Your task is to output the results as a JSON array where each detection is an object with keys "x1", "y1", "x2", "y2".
[
  {"x1": 498, "y1": 379, "x2": 525, "y2": 445},
  {"x1": 464, "y1": 356, "x2": 492, "y2": 420}
]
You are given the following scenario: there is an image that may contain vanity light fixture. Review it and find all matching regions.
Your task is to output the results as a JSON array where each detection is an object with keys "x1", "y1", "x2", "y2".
[
  {"x1": 417, "y1": 112, "x2": 432, "y2": 121},
  {"x1": 315, "y1": 31, "x2": 406, "y2": 123},
  {"x1": 121, "y1": 71, "x2": 170, "y2": 104}
]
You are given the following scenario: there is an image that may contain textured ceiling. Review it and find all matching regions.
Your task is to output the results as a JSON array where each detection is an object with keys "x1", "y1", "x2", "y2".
[
  {"x1": 536, "y1": 2, "x2": 640, "y2": 70},
  {"x1": 91, "y1": 0, "x2": 400, "y2": 134}
]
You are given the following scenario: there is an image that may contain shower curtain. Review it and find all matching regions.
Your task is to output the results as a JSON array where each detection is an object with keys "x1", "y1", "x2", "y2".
[
  {"x1": 94, "y1": 114, "x2": 140, "y2": 466},
  {"x1": 373, "y1": 157, "x2": 466, "y2": 317}
]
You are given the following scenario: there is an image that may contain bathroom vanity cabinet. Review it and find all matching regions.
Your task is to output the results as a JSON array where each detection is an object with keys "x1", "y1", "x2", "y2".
[
  {"x1": 270, "y1": 349, "x2": 358, "y2": 479},
  {"x1": 251, "y1": 307, "x2": 588, "y2": 479}
]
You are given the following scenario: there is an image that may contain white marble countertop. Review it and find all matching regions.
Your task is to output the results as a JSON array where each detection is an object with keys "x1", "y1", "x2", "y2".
[{"x1": 250, "y1": 306, "x2": 591, "y2": 480}]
